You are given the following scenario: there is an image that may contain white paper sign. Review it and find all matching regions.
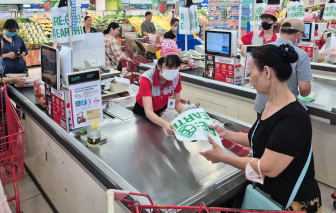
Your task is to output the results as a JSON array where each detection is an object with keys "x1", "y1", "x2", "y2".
[
  {"x1": 171, "y1": 108, "x2": 223, "y2": 148},
  {"x1": 69, "y1": 80, "x2": 103, "y2": 129},
  {"x1": 322, "y1": 3, "x2": 336, "y2": 20},
  {"x1": 287, "y1": 1, "x2": 305, "y2": 20},
  {"x1": 51, "y1": 6, "x2": 85, "y2": 44},
  {"x1": 250, "y1": 3, "x2": 267, "y2": 26},
  {"x1": 179, "y1": 7, "x2": 190, "y2": 34},
  {"x1": 0, "y1": 12, "x2": 11, "y2": 19},
  {"x1": 23, "y1": 11, "x2": 34, "y2": 18}
]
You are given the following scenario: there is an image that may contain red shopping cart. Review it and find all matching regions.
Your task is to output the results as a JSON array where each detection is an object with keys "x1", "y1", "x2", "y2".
[
  {"x1": 106, "y1": 189, "x2": 304, "y2": 213},
  {"x1": 0, "y1": 83, "x2": 25, "y2": 213},
  {"x1": 332, "y1": 189, "x2": 336, "y2": 209},
  {"x1": 122, "y1": 46, "x2": 152, "y2": 84}
]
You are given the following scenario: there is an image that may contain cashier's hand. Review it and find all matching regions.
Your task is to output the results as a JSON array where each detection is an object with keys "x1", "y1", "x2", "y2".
[
  {"x1": 240, "y1": 45, "x2": 247, "y2": 57},
  {"x1": 164, "y1": 122, "x2": 175, "y2": 135},
  {"x1": 200, "y1": 136, "x2": 226, "y2": 164},
  {"x1": 6, "y1": 52, "x2": 16, "y2": 59},
  {"x1": 208, "y1": 125, "x2": 227, "y2": 139},
  {"x1": 13, "y1": 77, "x2": 26, "y2": 87}
]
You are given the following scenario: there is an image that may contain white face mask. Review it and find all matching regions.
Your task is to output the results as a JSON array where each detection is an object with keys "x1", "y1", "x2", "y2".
[
  {"x1": 172, "y1": 26, "x2": 178, "y2": 32},
  {"x1": 245, "y1": 158, "x2": 265, "y2": 184},
  {"x1": 161, "y1": 68, "x2": 179, "y2": 81}
]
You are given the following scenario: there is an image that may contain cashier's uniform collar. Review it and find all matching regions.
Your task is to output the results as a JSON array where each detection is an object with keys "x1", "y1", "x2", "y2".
[
  {"x1": 153, "y1": 69, "x2": 174, "y2": 87},
  {"x1": 259, "y1": 29, "x2": 277, "y2": 40}
]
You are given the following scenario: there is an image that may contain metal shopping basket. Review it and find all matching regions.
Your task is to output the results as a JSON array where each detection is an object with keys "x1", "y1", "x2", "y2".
[
  {"x1": 0, "y1": 83, "x2": 25, "y2": 213},
  {"x1": 122, "y1": 46, "x2": 152, "y2": 84},
  {"x1": 106, "y1": 189, "x2": 304, "y2": 213}
]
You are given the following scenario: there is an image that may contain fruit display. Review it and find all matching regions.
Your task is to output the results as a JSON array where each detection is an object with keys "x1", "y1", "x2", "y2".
[
  {"x1": 126, "y1": 15, "x2": 171, "y2": 36},
  {"x1": 38, "y1": 18, "x2": 53, "y2": 38},
  {"x1": 92, "y1": 14, "x2": 125, "y2": 32},
  {"x1": 126, "y1": 16, "x2": 143, "y2": 34},
  {"x1": 21, "y1": 22, "x2": 51, "y2": 44}
]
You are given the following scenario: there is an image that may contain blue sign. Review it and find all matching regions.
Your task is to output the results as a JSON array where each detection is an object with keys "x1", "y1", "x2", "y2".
[
  {"x1": 81, "y1": 4, "x2": 89, "y2": 7},
  {"x1": 71, "y1": 0, "x2": 77, "y2": 32}
]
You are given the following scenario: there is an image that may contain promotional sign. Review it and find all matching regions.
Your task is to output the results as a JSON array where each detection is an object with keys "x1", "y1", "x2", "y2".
[
  {"x1": 106, "y1": 0, "x2": 122, "y2": 11},
  {"x1": 325, "y1": 33, "x2": 332, "y2": 59},
  {"x1": 179, "y1": 5, "x2": 199, "y2": 34},
  {"x1": 51, "y1": 87, "x2": 67, "y2": 130},
  {"x1": 214, "y1": 56, "x2": 242, "y2": 85},
  {"x1": 205, "y1": 55, "x2": 215, "y2": 79},
  {"x1": 171, "y1": 108, "x2": 223, "y2": 148},
  {"x1": 68, "y1": 71, "x2": 103, "y2": 129},
  {"x1": 249, "y1": 3, "x2": 267, "y2": 26},
  {"x1": 298, "y1": 41, "x2": 319, "y2": 62},
  {"x1": 287, "y1": 1, "x2": 305, "y2": 20},
  {"x1": 23, "y1": 11, "x2": 34, "y2": 18},
  {"x1": 322, "y1": 3, "x2": 336, "y2": 20},
  {"x1": 51, "y1": 6, "x2": 85, "y2": 43},
  {"x1": 0, "y1": 12, "x2": 11, "y2": 19}
]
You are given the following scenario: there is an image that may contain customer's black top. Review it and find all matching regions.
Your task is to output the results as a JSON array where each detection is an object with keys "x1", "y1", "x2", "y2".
[
  {"x1": 164, "y1": 30, "x2": 176, "y2": 40},
  {"x1": 83, "y1": 27, "x2": 97, "y2": 33},
  {"x1": 248, "y1": 100, "x2": 320, "y2": 207}
]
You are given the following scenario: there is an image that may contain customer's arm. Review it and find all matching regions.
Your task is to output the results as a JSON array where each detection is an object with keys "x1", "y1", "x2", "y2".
[
  {"x1": 19, "y1": 37, "x2": 28, "y2": 57},
  {"x1": 208, "y1": 125, "x2": 250, "y2": 147},
  {"x1": 297, "y1": 52, "x2": 313, "y2": 97},
  {"x1": 110, "y1": 38, "x2": 132, "y2": 63},
  {"x1": 141, "y1": 22, "x2": 149, "y2": 37},
  {"x1": 2, "y1": 77, "x2": 26, "y2": 86}
]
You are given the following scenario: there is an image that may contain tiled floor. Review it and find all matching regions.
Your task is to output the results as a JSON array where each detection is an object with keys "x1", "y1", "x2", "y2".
[
  {"x1": 319, "y1": 182, "x2": 336, "y2": 213},
  {"x1": 3, "y1": 171, "x2": 54, "y2": 213}
]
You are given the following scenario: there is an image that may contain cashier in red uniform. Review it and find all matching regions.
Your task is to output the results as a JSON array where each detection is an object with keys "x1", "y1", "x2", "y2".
[
  {"x1": 238, "y1": 5, "x2": 278, "y2": 49},
  {"x1": 133, "y1": 39, "x2": 185, "y2": 135}
]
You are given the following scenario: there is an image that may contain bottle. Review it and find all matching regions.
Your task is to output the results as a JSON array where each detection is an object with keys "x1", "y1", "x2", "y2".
[{"x1": 87, "y1": 121, "x2": 101, "y2": 148}]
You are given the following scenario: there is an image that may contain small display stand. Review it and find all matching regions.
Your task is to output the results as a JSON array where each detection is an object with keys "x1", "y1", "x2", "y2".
[{"x1": 297, "y1": 41, "x2": 319, "y2": 62}]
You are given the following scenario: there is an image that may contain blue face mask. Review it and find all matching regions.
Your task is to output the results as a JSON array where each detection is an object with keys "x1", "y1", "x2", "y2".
[
  {"x1": 294, "y1": 35, "x2": 302, "y2": 46},
  {"x1": 6, "y1": 32, "x2": 16, "y2": 37}
]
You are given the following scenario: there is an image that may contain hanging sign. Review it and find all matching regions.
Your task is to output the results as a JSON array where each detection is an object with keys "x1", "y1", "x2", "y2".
[
  {"x1": 250, "y1": 3, "x2": 267, "y2": 26},
  {"x1": 171, "y1": 108, "x2": 223, "y2": 148},
  {"x1": 179, "y1": 7, "x2": 190, "y2": 34},
  {"x1": 309, "y1": 0, "x2": 314, "y2": 5},
  {"x1": 23, "y1": 11, "x2": 34, "y2": 18},
  {"x1": 68, "y1": 70, "x2": 103, "y2": 129},
  {"x1": 51, "y1": 6, "x2": 85, "y2": 43},
  {"x1": 287, "y1": 1, "x2": 305, "y2": 20},
  {"x1": 0, "y1": 12, "x2": 11, "y2": 19},
  {"x1": 322, "y1": 3, "x2": 336, "y2": 20}
]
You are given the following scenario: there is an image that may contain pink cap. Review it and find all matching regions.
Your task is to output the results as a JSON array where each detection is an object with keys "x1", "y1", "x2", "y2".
[
  {"x1": 262, "y1": 5, "x2": 277, "y2": 17},
  {"x1": 304, "y1": 13, "x2": 314, "y2": 22},
  {"x1": 159, "y1": 39, "x2": 180, "y2": 58}
]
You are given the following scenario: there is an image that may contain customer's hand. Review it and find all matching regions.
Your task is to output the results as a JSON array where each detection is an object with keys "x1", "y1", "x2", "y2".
[
  {"x1": 6, "y1": 52, "x2": 16, "y2": 59},
  {"x1": 164, "y1": 122, "x2": 175, "y2": 135},
  {"x1": 200, "y1": 136, "x2": 226, "y2": 164},
  {"x1": 13, "y1": 77, "x2": 27, "y2": 87},
  {"x1": 208, "y1": 125, "x2": 228, "y2": 139}
]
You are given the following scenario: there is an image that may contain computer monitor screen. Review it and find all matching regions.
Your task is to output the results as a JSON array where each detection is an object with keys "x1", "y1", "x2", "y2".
[
  {"x1": 205, "y1": 31, "x2": 232, "y2": 57},
  {"x1": 302, "y1": 22, "x2": 315, "y2": 42},
  {"x1": 41, "y1": 45, "x2": 60, "y2": 89}
]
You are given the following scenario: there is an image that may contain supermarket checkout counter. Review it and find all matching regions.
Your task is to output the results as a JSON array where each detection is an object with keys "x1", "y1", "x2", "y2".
[
  {"x1": 138, "y1": 62, "x2": 336, "y2": 189},
  {"x1": 8, "y1": 86, "x2": 251, "y2": 213}
]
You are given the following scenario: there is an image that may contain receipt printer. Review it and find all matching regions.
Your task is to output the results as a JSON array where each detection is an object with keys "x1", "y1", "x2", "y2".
[{"x1": 84, "y1": 59, "x2": 103, "y2": 69}]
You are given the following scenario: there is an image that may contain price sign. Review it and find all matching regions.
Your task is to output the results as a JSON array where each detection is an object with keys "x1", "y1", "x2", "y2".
[
  {"x1": 121, "y1": 0, "x2": 130, "y2": 4},
  {"x1": 309, "y1": 0, "x2": 314, "y2": 5},
  {"x1": 0, "y1": 12, "x2": 11, "y2": 19},
  {"x1": 23, "y1": 11, "x2": 34, "y2": 18}
]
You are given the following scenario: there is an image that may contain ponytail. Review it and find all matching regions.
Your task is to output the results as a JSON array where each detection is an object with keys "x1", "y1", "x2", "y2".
[{"x1": 103, "y1": 22, "x2": 120, "y2": 35}]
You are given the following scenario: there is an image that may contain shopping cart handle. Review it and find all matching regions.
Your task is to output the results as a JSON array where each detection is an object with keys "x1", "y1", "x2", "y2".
[{"x1": 106, "y1": 189, "x2": 130, "y2": 201}]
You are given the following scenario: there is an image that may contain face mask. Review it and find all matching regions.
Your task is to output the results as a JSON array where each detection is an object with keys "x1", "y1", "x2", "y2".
[
  {"x1": 261, "y1": 22, "x2": 273, "y2": 30},
  {"x1": 245, "y1": 158, "x2": 265, "y2": 184},
  {"x1": 161, "y1": 68, "x2": 179, "y2": 81},
  {"x1": 172, "y1": 27, "x2": 178, "y2": 32},
  {"x1": 294, "y1": 35, "x2": 302, "y2": 46},
  {"x1": 6, "y1": 32, "x2": 16, "y2": 37}
]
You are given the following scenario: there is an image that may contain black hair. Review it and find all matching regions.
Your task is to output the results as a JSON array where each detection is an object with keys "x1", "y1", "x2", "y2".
[
  {"x1": 260, "y1": 14, "x2": 277, "y2": 22},
  {"x1": 84, "y1": 16, "x2": 91, "y2": 21},
  {"x1": 280, "y1": 22, "x2": 300, "y2": 35},
  {"x1": 145, "y1": 11, "x2": 152, "y2": 16},
  {"x1": 103, "y1": 22, "x2": 120, "y2": 35},
  {"x1": 251, "y1": 44, "x2": 298, "y2": 82},
  {"x1": 158, "y1": 55, "x2": 181, "y2": 69},
  {"x1": 4, "y1": 19, "x2": 19, "y2": 31},
  {"x1": 170, "y1": 18, "x2": 179, "y2": 26}
]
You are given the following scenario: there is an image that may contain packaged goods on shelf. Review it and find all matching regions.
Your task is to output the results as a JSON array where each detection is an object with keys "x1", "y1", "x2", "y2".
[
  {"x1": 122, "y1": 31, "x2": 139, "y2": 39},
  {"x1": 121, "y1": 24, "x2": 134, "y2": 32}
]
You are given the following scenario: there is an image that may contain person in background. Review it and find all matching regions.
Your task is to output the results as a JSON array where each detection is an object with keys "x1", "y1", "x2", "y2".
[
  {"x1": 200, "y1": 44, "x2": 321, "y2": 213},
  {"x1": 0, "y1": 19, "x2": 28, "y2": 75},
  {"x1": 141, "y1": 11, "x2": 157, "y2": 37},
  {"x1": 133, "y1": 39, "x2": 185, "y2": 135},
  {"x1": 238, "y1": 5, "x2": 278, "y2": 48},
  {"x1": 83, "y1": 16, "x2": 97, "y2": 33},
  {"x1": 103, "y1": 22, "x2": 132, "y2": 71},
  {"x1": 164, "y1": 18, "x2": 179, "y2": 40},
  {"x1": 254, "y1": 18, "x2": 313, "y2": 117}
]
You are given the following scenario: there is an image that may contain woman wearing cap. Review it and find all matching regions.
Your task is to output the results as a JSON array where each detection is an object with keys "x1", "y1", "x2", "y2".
[
  {"x1": 133, "y1": 39, "x2": 185, "y2": 135},
  {"x1": 200, "y1": 44, "x2": 321, "y2": 213},
  {"x1": 238, "y1": 5, "x2": 278, "y2": 48}
]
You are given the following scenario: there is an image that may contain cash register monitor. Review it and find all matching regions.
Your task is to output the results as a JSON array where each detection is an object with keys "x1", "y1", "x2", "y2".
[
  {"x1": 205, "y1": 30, "x2": 237, "y2": 57},
  {"x1": 41, "y1": 45, "x2": 60, "y2": 89},
  {"x1": 302, "y1": 22, "x2": 315, "y2": 42}
]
